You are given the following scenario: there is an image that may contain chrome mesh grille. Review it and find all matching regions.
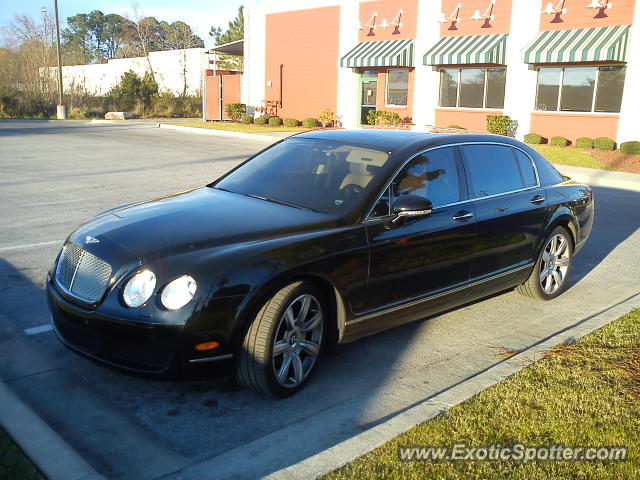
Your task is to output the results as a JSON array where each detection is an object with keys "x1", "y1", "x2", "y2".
[{"x1": 55, "y1": 243, "x2": 112, "y2": 303}]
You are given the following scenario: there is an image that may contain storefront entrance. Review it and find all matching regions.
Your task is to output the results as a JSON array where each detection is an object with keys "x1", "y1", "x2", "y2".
[{"x1": 360, "y1": 70, "x2": 378, "y2": 125}]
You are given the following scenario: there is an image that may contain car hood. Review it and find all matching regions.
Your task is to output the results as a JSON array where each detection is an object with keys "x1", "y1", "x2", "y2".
[{"x1": 69, "y1": 187, "x2": 337, "y2": 261}]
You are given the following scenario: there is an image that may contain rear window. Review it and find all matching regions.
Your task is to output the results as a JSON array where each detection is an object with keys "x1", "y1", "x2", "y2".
[
  {"x1": 460, "y1": 145, "x2": 523, "y2": 197},
  {"x1": 514, "y1": 149, "x2": 537, "y2": 187}
]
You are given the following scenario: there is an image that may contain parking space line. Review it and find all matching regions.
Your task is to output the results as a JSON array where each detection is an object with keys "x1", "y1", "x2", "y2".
[
  {"x1": 0, "y1": 240, "x2": 61, "y2": 253},
  {"x1": 24, "y1": 324, "x2": 53, "y2": 335}
]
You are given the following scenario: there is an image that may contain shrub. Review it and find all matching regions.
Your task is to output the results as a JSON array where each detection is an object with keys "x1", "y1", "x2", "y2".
[
  {"x1": 447, "y1": 125, "x2": 464, "y2": 129},
  {"x1": 594, "y1": 137, "x2": 616, "y2": 151},
  {"x1": 366, "y1": 110, "x2": 401, "y2": 126},
  {"x1": 225, "y1": 103, "x2": 246, "y2": 122},
  {"x1": 284, "y1": 118, "x2": 299, "y2": 127},
  {"x1": 107, "y1": 70, "x2": 158, "y2": 112},
  {"x1": 254, "y1": 115, "x2": 270, "y2": 125},
  {"x1": 268, "y1": 116, "x2": 283, "y2": 126},
  {"x1": 576, "y1": 137, "x2": 594, "y2": 149},
  {"x1": 620, "y1": 141, "x2": 640, "y2": 154},
  {"x1": 318, "y1": 108, "x2": 335, "y2": 127},
  {"x1": 486, "y1": 114, "x2": 516, "y2": 137},
  {"x1": 401, "y1": 116, "x2": 413, "y2": 125},
  {"x1": 149, "y1": 93, "x2": 201, "y2": 118},
  {"x1": 302, "y1": 117, "x2": 319, "y2": 128},
  {"x1": 241, "y1": 115, "x2": 254, "y2": 124},
  {"x1": 524, "y1": 133, "x2": 543, "y2": 144},
  {"x1": 551, "y1": 136, "x2": 569, "y2": 147}
]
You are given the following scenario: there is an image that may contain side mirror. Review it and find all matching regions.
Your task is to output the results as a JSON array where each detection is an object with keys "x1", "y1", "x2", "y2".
[{"x1": 391, "y1": 195, "x2": 432, "y2": 224}]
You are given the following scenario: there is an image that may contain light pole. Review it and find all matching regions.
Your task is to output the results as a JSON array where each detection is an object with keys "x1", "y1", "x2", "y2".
[
  {"x1": 53, "y1": 0, "x2": 66, "y2": 119},
  {"x1": 41, "y1": 8, "x2": 48, "y2": 61}
]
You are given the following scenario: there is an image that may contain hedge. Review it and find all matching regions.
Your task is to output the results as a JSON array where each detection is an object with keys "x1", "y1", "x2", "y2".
[
  {"x1": 302, "y1": 117, "x2": 319, "y2": 128},
  {"x1": 224, "y1": 103, "x2": 246, "y2": 122},
  {"x1": 268, "y1": 116, "x2": 283, "y2": 126},
  {"x1": 594, "y1": 137, "x2": 616, "y2": 151},
  {"x1": 524, "y1": 133, "x2": 543, "y2": 144},
  {"x1": 551, "y1": 136, "x2": 569, "y2": 147},
  {"x1": 254, "y1": 115, "x2": 270, "y2": 125},
  {"x1": 284, "y1": 118, "x2": 299, "y2": 127},
  {"x1": 620, "y1": 141, "x2": 640, "y2": 154},
  {"x1": 241, "y1": 115, "x2": 254, "y2": 124},
  {"x1": 575, "y1": 137, "x2": 594, "y2": 149}
]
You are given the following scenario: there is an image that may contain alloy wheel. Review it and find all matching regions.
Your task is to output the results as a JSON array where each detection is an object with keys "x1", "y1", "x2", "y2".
[
  {"x1": 539, "y1": 233, "x2": 571, "y2": 295},
  {"x1": 272, "y1": 294, "x2": 323, "y2": 388}
]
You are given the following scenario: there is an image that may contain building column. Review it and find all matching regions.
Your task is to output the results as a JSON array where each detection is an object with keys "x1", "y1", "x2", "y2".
[
  {"x1": 411, "y1": 0, "x2": 442, "y2": 130},
  {"x1": 241, "y1": 6, "x2": 266, "y2": 115},
  {"x1": 502, "y1": 0, "x2": 540, "y2": 140},
  {"x1": 336, "y1": 1, "x2": 360, "y2": 128},
  {"x1": 617, "y1": 2, "x2": 640, "y2": 144}
]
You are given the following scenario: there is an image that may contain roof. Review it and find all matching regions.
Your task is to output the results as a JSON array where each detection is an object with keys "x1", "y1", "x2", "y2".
[{"x1": 209, "y1": 39, "x2": 244, "y2": 56}]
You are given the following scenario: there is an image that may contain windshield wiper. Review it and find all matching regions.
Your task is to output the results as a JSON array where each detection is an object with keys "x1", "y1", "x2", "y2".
[{"x1": 244, "y1": 193, "x2": 318, "y2": 212}]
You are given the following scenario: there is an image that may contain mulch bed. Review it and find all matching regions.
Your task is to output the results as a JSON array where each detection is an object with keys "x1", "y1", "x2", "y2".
[{"x1": 589, "y1": 149, "x2": 640, "y2": 174}]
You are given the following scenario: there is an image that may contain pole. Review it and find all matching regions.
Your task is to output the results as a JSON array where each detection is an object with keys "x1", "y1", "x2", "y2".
[{"x1": 53, "y1": 0, "x2": 66, "y2": 118}]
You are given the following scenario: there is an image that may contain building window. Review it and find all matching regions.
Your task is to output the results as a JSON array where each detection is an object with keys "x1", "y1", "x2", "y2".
[
  {"x1": 535, "y1": 66, "x2": 626, "y2": 113},
  {"x1": 386, "y1": 69, "x2": 409, "y2": 106},
  {"x1": 438, "y1": 68, "x2": 506, "y2": 109}
]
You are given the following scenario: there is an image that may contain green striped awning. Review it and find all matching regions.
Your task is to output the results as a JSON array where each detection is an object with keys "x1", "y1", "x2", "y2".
[
  {"x1": 523, "y1": 25, "x2": 630, "y2": 64},
  {"x1": 423, "y1": 34, "x2": 507, "y2": 65},
  {"x1": 339, "y1": 39, "x2": 414, "y2": 68}
]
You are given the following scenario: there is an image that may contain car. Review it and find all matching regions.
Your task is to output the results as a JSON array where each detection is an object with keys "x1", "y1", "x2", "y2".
[{"x1": 47, "y1": 130, "x2": 594, "y2": 396}]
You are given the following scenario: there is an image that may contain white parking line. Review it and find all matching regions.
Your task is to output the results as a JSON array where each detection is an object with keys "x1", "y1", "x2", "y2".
[
  {"x1": 0, "y1": 240, "x2": 61, "y2": 253},
  {"x1": 24, "y1": 324, "x2": 53, "y2": 335}
]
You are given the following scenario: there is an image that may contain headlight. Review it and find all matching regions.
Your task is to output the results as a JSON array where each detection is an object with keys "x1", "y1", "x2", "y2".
[
  {"x1": 122, "y1": 270, "x2": 156, "y2": 307},
  {"x1": 161, "y1": 275, "x2": 197, "y2": 310}
]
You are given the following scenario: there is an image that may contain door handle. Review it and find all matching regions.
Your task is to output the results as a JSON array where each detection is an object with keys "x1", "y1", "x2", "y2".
[
  {"x1": 530, "y1": 195, "x2": 545, "y2": 205},
  {"x1": 452, "y1": 211, "x2": 474, "y2": 222}
]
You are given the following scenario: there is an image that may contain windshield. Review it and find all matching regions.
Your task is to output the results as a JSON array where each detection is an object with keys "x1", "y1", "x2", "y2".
[{"x1": 213, "y1": 138, "x2": 391, "y2": 214}]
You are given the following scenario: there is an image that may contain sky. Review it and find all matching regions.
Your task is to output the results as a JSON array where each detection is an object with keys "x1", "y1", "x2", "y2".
[{"x1": 0, "y1": 0, "x2": 263, "y2": 48}]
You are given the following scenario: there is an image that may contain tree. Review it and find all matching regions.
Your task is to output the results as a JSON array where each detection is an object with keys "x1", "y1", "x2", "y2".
[
  {"x1": 62, "y1": 13, "x2": 92, "y2": 64},
  {"x1": 209, "y1": 6, "x2": 244, "y2": 70}
]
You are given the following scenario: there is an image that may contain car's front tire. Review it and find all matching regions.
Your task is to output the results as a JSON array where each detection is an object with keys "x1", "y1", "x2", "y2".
[
  {"x1": 517, "y1": 226, "x2": 573, "y2": 300},
  {"x1": 236, "y1": 281, "x2": 325, "y2": 397}
]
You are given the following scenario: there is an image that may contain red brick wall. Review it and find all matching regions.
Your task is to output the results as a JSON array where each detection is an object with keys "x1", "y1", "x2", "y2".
[{"x1": 265, "y1": 6, "x2": 340, "y2": 121}]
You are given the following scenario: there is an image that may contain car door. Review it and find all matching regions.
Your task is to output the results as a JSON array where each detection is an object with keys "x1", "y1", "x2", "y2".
[
  {"x1": 364, "y1": 146, "x2": 478, "y2": 312},
  {"x1": 458, "y1": 144, "x2": 549, "y2": 281}
]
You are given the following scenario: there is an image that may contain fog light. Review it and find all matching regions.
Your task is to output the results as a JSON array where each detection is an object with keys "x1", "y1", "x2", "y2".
[{"x1": 195, "y1": 341, "x2": 219, "y2": 351}]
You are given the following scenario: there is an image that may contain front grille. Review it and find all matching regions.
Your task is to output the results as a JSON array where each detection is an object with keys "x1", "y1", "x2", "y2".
[{"x1": 55, "y1": 243, "x2": 112, "y2": 303}]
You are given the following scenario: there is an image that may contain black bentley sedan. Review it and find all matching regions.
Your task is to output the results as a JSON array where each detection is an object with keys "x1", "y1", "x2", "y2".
[{"x1": 47, "y1": 130, "x2": 594, "y2": 396}]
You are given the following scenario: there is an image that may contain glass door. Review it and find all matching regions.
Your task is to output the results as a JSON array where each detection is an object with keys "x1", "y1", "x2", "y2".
[{"x1": 360, "y1": 70, "x2": 378, "y2": 125}]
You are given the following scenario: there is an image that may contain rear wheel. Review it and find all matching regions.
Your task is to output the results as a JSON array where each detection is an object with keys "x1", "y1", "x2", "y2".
[
  {"x1": 236, "y1": 281, "x2": 325, "y2": 396},
  {"x1": 517, "y1": 226, "x2": 573, "y2": 300}
]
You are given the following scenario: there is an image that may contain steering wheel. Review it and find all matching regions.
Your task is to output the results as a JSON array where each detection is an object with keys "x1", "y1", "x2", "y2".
[{"x1": 340, "y1": 183, "x2": 363, "y2": 200}]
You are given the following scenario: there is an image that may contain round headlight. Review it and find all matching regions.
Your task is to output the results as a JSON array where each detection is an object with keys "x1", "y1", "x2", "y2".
[
  {"x1": 122, "y1": 270, "x2": 156, "y2": 307},
  {"x1": 161, "y1": 276, "x2": 197, "y2": 310}
]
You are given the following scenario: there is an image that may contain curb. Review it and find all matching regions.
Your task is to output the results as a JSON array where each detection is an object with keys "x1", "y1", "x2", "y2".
[
  {"x1": 556, "y1": 165, "x2": 640, "y2": 192},
  {"x1": 0, "y1": 381, "x2": 104, "y2": 480},
  {"x1": 260, "y1": 292, "x2": 640, "y2": 480},
  {"x1": 158, "y1": 123, "x2": 292, "y2": 141}
]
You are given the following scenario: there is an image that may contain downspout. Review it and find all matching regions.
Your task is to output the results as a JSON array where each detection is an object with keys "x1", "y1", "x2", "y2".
[{"x1": 279, "y1": 64, "x2": 283, "y2": 109}]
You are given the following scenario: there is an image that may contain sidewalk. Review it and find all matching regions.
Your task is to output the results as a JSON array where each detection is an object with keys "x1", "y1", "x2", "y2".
[{"x1": 555, "y1": 164, "x2": 640, "y2": 192}]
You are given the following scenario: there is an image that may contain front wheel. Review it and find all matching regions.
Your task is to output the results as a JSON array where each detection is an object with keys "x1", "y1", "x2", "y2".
[
  {"x1": 517, "y1": 226, "x2": 573, "y2": 300},
  {"x1": 236, "y1": 281, "x2": 325, "y2": 397}
]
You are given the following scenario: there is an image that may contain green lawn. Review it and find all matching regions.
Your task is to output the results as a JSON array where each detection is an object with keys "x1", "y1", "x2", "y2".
[
  {"x1": 0, "y1": 428, "x2": 42, "y2": 480},
  {"x1": 166, "y1": 121, "x2": 309, "y2": 134},
  {"x1": 532, "y1": 145, "x2": 611, "y2": 170},
  {"x1": 324, "y1": 308, "x2": 640, "y2": 480}
]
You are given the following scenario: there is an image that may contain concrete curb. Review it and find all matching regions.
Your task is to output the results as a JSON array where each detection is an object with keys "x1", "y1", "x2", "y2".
[
  {"x1": 0, "y1": 381, "x2": 104, "y2": 480},
  {"x1": 556, "y1": 165, "x2": 640, "y2": 192},
  {"x1": 158, "y1": 123, "x2": 292, "y2": 141},
  {"x1": 261, "y1": 292, "x2": 640, "y2": 480}
]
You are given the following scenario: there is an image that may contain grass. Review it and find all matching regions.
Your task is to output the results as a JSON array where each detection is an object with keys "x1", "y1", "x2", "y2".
[
  {"x1": 323, "y1": 308, "x2": 640, "y2": 480},
  {"x1": 532, "y1": 145, "x2": 612, "y2": 170},
  {"x1": 0, "y1": 427, "x2": 43, "y2": 480},
  {"x1": 166, "y1": 120, "x2": 310, "y2": 134}
]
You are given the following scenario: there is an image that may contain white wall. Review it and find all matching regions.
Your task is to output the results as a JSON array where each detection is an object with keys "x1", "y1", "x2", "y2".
[
  {"x1": 502, "y1": 0, "x2": 541, "y2": 140},
  {"x1": 336, "y1": 1, "x2": 360, "y2": 128},
  {"x1": 617, "y1": 3, "x2": 640, "y2": 143},
  {"x1": 49, "y1": 48, "x2": 212, "y2": 96}
]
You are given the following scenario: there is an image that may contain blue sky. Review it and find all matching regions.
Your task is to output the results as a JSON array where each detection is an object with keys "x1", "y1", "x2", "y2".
[{"x1": 0, "y1": 0, "x2": 262, "y2": 47}]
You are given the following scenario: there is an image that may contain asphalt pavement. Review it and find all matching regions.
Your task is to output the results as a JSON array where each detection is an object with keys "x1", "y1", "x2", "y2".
[{"x1": 1, "y1": 120, "x2": 639, "y2": 479}]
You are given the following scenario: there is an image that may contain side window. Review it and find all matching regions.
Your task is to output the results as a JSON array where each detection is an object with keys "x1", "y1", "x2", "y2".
[
  {"x1": 460, "y1": 145, "x2": 524, "y2": 198},
  {"x1": 391, "y1": 147, "x2": 460, "y2": 208},
  {"x1": 514, "y1": 149, "x2": 537, "y2": 187}
]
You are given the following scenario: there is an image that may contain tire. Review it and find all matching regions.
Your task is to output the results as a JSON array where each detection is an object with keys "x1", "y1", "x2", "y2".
[
  {"x1": 236, "y1": 281, "x2": 325, "y2": 397},
  {"x1": 517, "y1": 226, "x2": 573, "y2": 300}
]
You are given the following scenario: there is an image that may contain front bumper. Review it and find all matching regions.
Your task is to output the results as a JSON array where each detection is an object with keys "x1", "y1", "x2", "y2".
[{"x1": 47, "y1": 281, "x2": 233, "y2": 375}]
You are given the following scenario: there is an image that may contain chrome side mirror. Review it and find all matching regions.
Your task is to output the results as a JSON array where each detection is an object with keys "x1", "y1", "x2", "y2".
[{"x1": 391, "y1": 195, "x2": 433, "y2": 224}]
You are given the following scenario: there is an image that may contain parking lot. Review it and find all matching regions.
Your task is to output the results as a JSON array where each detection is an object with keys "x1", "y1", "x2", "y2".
[{"x1": 1, "y1": 120, "x2": 639, "y2": 479}]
